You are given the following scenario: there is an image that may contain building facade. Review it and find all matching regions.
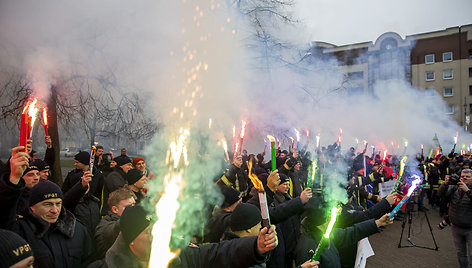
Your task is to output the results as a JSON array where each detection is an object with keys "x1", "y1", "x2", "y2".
[{"x1": 309, "y1": 24, "x2": 472, "y2": 129}]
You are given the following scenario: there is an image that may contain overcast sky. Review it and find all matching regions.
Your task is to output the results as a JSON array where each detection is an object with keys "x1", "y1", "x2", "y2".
[{"x1": 295, "y1": 0, "x2": 472, "y2": 46}]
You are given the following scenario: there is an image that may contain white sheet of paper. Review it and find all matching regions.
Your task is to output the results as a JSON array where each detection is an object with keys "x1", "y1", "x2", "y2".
[
  {"x1": 355, "y1": 238, "x2": 375, "y2": 268},
  {"x1": 379, "y1": 179, "x2": 397, "y2": 198}
]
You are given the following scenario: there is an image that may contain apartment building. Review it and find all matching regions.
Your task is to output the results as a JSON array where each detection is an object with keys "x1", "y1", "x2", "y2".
[{"x1": 309, "y1": 24, "x2": 472, "y2": 129}]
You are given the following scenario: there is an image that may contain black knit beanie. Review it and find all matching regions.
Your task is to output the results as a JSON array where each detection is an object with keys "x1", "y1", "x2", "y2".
[
  {"x1": 220, "y1": 185, "x2": 241, "y2": 208},
  {"x1": 22, "y1": 163, "x2": 39, "y2": 176},
  {"x1": 230, "y1": 203, "x2": 262, "y2": 231},
  {"x1": 74, "y1": 151, "x2": 90, "y2": 165},
  {"x1": 32, "y1": 159, "x2": 49, "y2": 171},
  {"x1": 29, "y1": 180, "x2": 63, "y2": 206},
  {"x1": 126, "y1": 169, "x2": 144, "y2": 185},
  {"x1": 279, "y1": 173, "x2": 289, "y2": 184},
  {"x1": 0, "y1": 229, "x2": 33, "y2": 267},
  {"x1": 115, "y1": 155, "x2": 132, "y2": 167},
  {"x1": 120, "y1": 206, "x2": 151, "y2": 245}
]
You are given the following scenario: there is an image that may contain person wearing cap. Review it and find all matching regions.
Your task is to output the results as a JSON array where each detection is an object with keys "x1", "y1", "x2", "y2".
[
  {"x1": 21, "y1": 164, "x2": 40, "y2": 189},
  {"x1": 63, "y1": 151, "x2": 104, "y2": 211},
  {"x1": 95, "y1": 187, "x2": 137, "y2": 260},
  {"x1": 62, "y1": 151, "x2": 91, "y2": 193},
  {"x1": 270, "y1": 173, "x2": 313, "y2": 268},
  {"x1": 132, "y1": 157, "x2": 156, "y2": 180},
  {"x1": 89, "y1": 205, "x2": 278, "y2": 268},
  {"x1": 102, "y1": 155, "x2": 133, "y2": 215},
  {"x1": 0, "y1": 145, "x2": 94, "y2": 268},
  {"x1": 202, "y1": 185, "x2": 242, "y2": 243},
  {"x1": 366, "y1": 160, "x2": 393, "y2": 202},
  {"x1": 223, "y1": 203, "x2": 319, "y2": 268},
  {"x1": 125, "y1": 169, "x2": 147, "y2": 205},
  {"x1": 0, "y1": 229, "x2": 34, "y2": 268},
  {"x1": 32, "y1": 159, "x2": 50, "y2": 181}
]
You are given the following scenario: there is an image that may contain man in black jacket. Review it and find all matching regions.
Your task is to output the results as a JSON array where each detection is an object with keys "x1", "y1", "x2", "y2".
[
  {"x1": 89, "y1": 205, "x2": 278, "y2": 268},
  {"x1": 0, "y1": 145, "x2": 94, "y2": 268},
  {"x1": 102, "y1": 155, "x2": 133, "y2": 214},
  {"x1": 439, "y1": 168, "x2": 472, "y2": 268}
]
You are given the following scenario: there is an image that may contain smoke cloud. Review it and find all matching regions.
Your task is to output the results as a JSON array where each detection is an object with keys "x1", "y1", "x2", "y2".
[{"x1": 1, "y1": 0, "x2": 471, "y2": 249}]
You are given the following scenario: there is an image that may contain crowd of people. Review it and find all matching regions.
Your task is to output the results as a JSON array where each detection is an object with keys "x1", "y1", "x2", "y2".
[{"x1": 0, "y1": 135, "x2": 471, "y2": 268}]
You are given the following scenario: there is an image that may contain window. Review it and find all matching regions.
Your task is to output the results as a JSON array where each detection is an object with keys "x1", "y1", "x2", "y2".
[
  {"x1": 469, "y1": 49, "x2": 472, "y2": 59},
  {"x1": 425, "y1": 87, "x2": 436, "y2": 96},
  {"x1": 425, "y1": 54, "x2": 435, "y2": 64},
  {"x1": 347, "y1": 71, "x2": 364, "y2": 80},
  {"x1": 469, "y1": 104, "x2": 472, "y2": 115},
  {"x1": 443, "y1": 69, "x2": 453, "y2": 80},
  {"x1": 469, "y1": 67, "x2": 472, "y2": 77},
  {"x1": 445, "y1": 105, "x2": 454, "y2": 114},
  {"x1": 443, "y1": 52, "x2": 453, "y2": 62},
  {"x1": 426, "y1": 71, "x2": 435, "y2": 81},
  {"x1": 443, "y1": 87, "x2": 453, "y2": 97},
  {"x1": 469, "y1": 85, "x2": 472, "y2": 96}
]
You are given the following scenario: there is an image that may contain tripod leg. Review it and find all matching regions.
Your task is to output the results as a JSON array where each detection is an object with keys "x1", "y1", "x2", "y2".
[
  {"x1": 398, "y1": 211, "x2": 407, "y2": 248},
  {"x1": 423, "y1": 210, "x2": 439, "y2": 250}
]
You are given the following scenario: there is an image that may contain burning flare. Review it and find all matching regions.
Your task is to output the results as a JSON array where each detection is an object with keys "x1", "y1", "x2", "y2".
[
  {"x1": 149, "y1": 129, "x2": 189, "y2": 268},
  {"x1": 240, "y1": 120, "x2": 246, "y2": 139}
]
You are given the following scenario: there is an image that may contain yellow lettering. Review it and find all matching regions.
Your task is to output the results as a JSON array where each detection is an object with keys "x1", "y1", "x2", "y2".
[
  {"x1": 44, "y1": 193, "x2": 58, "y2": 198},
  {"x1": 12, "y1": 244, "x2": 31, "y2": 256}
]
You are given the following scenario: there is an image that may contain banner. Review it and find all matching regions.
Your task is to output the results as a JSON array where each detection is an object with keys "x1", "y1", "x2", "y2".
[{"x1": 379, "y1": 179, "x2": 397, "y2": 198}]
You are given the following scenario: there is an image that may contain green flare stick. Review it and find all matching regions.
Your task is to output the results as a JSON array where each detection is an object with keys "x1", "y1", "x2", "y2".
[
  {"x1": 311, "y1": 207, "x2": 340, "y2": 261},
  {"x1": 267, "y1": 135, "x2": 277, "y2": 171},
  {"x1": 307, "y1": 158, "x2": 317, "y2": 189}
]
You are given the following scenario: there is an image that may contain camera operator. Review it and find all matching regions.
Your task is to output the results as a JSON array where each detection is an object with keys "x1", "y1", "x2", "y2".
[{"x1": 439, "y1": 169, "x2": 472, "y2": 268}]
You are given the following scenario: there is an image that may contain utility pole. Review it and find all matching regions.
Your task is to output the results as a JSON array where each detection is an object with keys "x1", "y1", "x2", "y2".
[{"x1": 464, "y1": 97, "x2": 468, "y2": 131}]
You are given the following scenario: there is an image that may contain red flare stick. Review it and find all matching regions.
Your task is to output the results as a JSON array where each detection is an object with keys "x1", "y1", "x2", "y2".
[{"x1": 42, "y1": 107, "x2": 48, "y2": 136}]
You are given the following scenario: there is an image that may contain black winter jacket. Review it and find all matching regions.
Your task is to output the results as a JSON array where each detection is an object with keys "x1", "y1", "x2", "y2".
[{"x1": 0, "y1": 174, "x2": 94, "y2": 268}]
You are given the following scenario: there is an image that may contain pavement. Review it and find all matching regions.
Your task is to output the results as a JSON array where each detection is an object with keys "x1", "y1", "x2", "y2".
[{"x1": 367, "y1": 204, "x2": 458, "y2": 268}]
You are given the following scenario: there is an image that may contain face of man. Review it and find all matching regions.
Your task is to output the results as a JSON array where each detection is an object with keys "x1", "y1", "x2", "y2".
[
  {"x1": 294, "y1": 162, "x2": 301, "y2": 171},
  {"x1": 97, "y1": 148, "x2": 104, "y2": 156},
  {"x1": 10, "y1": 255, "x2": 34, "y2": 268},
  {"x1": 39, "y1": 169, "x2": 49, "y2": 180},
  {"x1": 74, "y1": 160, "x2": 88, "y2": 171},
  {"x1": 121, "y1": 163, "x2": 133, "y2": 173},
  {"x1": 276, "y1": 182, "x2": 290, "y2": 194},
  {"x1": 372, "y1": 165, "x2": 379, "y2": 172},
  {"x1": 460, "y1": 171, "x2": 472, "y2": 186},
  {"x1": 121, "y1": 149, "x2": 127, "y2": 156},
  {"x1": 112, "y1": 197, "x2": 136, "y2": 216},
  {"x1": 129, "y1": 225, "x2": 152, "y2": 261},
  {"x1": 110, "y1": 160, "x2": 117, "y2": 168},
  {"x1": 279, "y1": 153, "x2": 286, "y2": 158},
  {"x1": 133, "y1": 176, "x2": 147, "y2": 190},
  {"x1": 30, "y1": 198, "x2": 62, "y2": 223},
  {"x1": 135, "y1": 160, "x2": 146, "y2": 171},
  {"x1": 23, "y1": 170, "x2": 40, "y2": 188}
]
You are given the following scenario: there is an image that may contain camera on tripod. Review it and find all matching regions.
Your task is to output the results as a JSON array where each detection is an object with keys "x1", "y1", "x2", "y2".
[{"x1": 448, "y1": 174, "x2": 460, "y2": 185}]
